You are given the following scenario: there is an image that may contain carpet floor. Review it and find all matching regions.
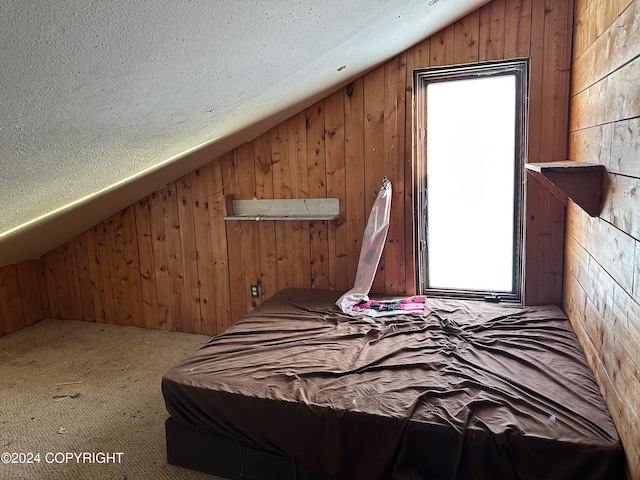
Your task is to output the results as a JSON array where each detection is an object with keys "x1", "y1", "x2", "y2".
[{"x1": 0, "y1": 318, "x2": 225, "y2": 480}]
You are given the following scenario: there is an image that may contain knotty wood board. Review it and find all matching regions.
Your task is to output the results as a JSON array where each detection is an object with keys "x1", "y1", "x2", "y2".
[
  {"x1": 16, "y1": 259, "x2": 45, "y2": 327},
  {"x1": 540, "y1": 0, "x2": 573, "y2": 164},
  {"x1": 41, "y1": 251, "x2": 59, "y2": 319},
  {"x1": 344, "y1": 78, "x2": 366, "y2": 290},
  {"x1": 230, "y1": 144, "x2": 265, "y2": 319},
  {"x1": 106, "y1": 212, "x2": 128, "y2": 326},
  {"x1": 51, "y1": 244, "x2": 71, "y2": 321},
  {"x1": 504, "y1": 0, "x2": 532, "y2": 59},
  {"x1": 611, "y1": 117, "x2": 640, "y2": 176},
  {"x1": 253, "y1": 131, "x2": 278, "y2": 307},
  {"x1": 0, "y1": 264, "x2": 24, "y2": 335},
  {"x1": 572, "y1": 0, "x2": 638, "y2": 95},
  {"x1": 569, "y1": 123, "x2": 613, "y2": 166},
  {"x1": 572, "y1": 0, "x2": 633, "y2": 63},
  {"x1": 524, "y1": 174, "x2": 564, "y2": 305},
  {"x1": 132, "y1": 197, "x2": 159, "y2": 330},
  {"x1": 567, "y1": 203, "x2": 635, "y2": 294},
  {"x1": 600, "y1": 173, "x2": 640, "y2": 240},
  {"x1": 122, "y1": 206, "x2": 145, "y2": 328},
  {"x1": 73, "y1": 234, "x2": 96, "y2": 322},
  {"x1": 307, "y1": 100, "x2": 330, "y2": 290},
  {"x1": 148, "y1": 190, "x2": 172, "y2": 331},
  {"x1": 527, "y1": 0, "x2": 544, "y2": 166},
  {"x1": 430, "y1": 23, "x2": 455, "y2": 67},
  {"x1": 224, "y1": 149, "x2": 250, "y2": 323},
  {"x1": 479, "y1": 0, "x2": 506, "y2": 62},
  {"x1": 207, "y1": 156, "x2": 232, "y2": 334},
  {"x1": 383, "y1": 54, "x2": 407, "y2": 295},
  {"x1": 176, "y1": 175, "x2": 200, "y2": 333},
  {"x1": 163, "y1": 182, "x2": 189, "y2": 332},
  {"x1": 571, "y1": 57, "x2": 640, "y2": 131},
  {"x1": 189, "y1": 167, "x2": 215, "y2": 335},
  {"x1": 453, "y1": 9, "x2": 480, "y2": 64},
  {"x1": 363, "y1": 65, "x2": 386, "y2": 295},
  {"x1": 324, "y1": 91, "x2": 349, "y2": 292},
  {"x1": 85, "y1": 227, "x2": 106, "y2": 324}
]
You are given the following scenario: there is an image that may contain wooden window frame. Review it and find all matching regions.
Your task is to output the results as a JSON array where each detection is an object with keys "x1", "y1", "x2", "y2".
[{"x1": 413, "y1": 60, "x2": 529, "y2": 303}]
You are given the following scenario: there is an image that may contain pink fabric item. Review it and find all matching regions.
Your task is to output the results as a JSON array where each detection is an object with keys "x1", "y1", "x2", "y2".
[{"x1": 352, "y1": 295, "x2": 427, "y2": 317}]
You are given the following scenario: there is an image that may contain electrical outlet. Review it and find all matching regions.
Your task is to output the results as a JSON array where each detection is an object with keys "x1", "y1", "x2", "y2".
[{"x1": 250, "y1": 285, "x2": 259, "y2": 298}]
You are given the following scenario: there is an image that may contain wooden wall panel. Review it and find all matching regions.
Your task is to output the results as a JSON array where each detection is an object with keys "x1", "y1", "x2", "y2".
[
  {"x1": 189, "y1": 167, "x2": 215, "y2": 334},
  {"x1": 122, "y1": 206, "x2": 145, "y2": 328},
  {"x1": 430, "y1": 23, "x2": 456, "y2": 66},
  {"x1": 363, "y1": 65, "x2": 387, "y2": 295},
  {"x1": 84, "y1": 226, "x2": 106, "y2": 323},
  {"x1": 0, "y1": 265, "x2": 24, "y2": 335},
  {"x1": 307, "y1": 101, "x2": 330, "y2": 291},
  {"x1": 148, "y1": 190, "x2": 172, "y2": 331},
  {"x1": 524, "y1": 175, "x2": 565, "y2": 304},
  {"x1": 225, "y1": 149, "x2": 254, "y2": 322},
  {"x1": 176, "y1": 174, "x2": 200, "y2": 333},
  {"x1": 207, "y1": 159, "x2": 232, "y2": 335},
  {"x1": 504, "y1": 0, "x2": 532, "y2": 58},
  {"x1": 252, "y1": 132, "x2": 278, "y2": 307},
  {"x1": 133, "y1": 198, "x2": 159, "y2": 329},
  {"x1": 324, "y1": 92, "x2": 349, "y2": 291},
  {"x1": 383, "y1": 55, "x2": 407, "y2": 295},
  {"x1": 0, "y1": 258, "x2": 48, "y2": 336},
  {"x1": 572, "y1": 0, "x2": 638, "y2": 94},
  {"x1": 2, "y1": 0, "x2": 576, "y2": 336},
  {"x1": 454, "y1": 10, "x2": 480, "y2": 64},
  {"x1": 521, "y1": 0, "x2": 574, "y2": 305},
  {"x1": 16, "y1": 260, "x2": 44, "y2": 326},
  {"x1": 479, "y1": 0, "x2": 506, "y2": 61},
  {"x1": 163, "y1": 182, "x2": 189, "y2": 332},
  {"x1": 568, "y1": 0, "x2": 640, "y2": 476},
  {"x1": 571, "y1": 58, "x2": 640, "y2": 131},
  {"x1": 611, "y1": 117, "x2": 640, "y2": 176},
  {"x1": 344, "y1": 79, "x2": 366, "y2": 289},
  {"x1": 73, "y1": 234, "x2": 96, "y2": 322}
]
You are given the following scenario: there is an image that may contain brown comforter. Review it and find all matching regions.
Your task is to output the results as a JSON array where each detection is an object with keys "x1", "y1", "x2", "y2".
[{"x1": 162, "y1": 288, "x2": 623, "y2": 479}]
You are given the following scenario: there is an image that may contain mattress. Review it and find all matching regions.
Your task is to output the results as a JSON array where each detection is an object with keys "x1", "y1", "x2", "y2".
[{"x1": 162, "y1": 288, "x2": 623, "y2": 479}]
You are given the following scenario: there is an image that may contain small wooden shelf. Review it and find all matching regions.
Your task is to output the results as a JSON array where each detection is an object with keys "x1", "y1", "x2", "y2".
[
  {"x1": 525, "y1": 161, "x2": 605, "y2": 217},
  {"x1": 224, "y1": 197, "x2": 339, "y2": 221}
]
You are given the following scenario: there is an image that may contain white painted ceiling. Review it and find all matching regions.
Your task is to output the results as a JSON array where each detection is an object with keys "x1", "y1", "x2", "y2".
[{"x1": 0, "y1": 0, "x2": 487, "y2": 266}]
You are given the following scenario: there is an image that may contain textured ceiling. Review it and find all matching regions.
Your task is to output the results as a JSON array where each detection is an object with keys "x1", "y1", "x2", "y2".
[{"x1": 0, "y1": 0, "x2": 487, "y2": 266}]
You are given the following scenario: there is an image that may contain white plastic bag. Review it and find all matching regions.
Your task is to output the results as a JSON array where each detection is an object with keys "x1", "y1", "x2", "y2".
[{"x1": 336, "y1": 177, "x2": 392, "y2": 314}]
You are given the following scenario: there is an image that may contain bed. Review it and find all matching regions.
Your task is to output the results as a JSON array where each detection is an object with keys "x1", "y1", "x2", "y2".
[{"x1": 162, "y1": 288, "x2": 623, "y2": 479}]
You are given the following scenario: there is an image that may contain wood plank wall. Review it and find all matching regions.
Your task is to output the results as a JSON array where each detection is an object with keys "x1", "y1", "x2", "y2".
[
  {"x1": 0, "y1": 261, "x2": 49, "y2": 337},
  {"x1": 565, "y1": 0, "x2": 640, "y2": 477},
  {"x1": 0, "y1": 0, "x2": 574, "y2": 338}
]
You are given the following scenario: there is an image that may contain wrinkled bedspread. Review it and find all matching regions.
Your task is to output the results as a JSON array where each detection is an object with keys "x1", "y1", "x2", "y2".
[{"x1": 162, "y1": 288, "x2": 623, "y2": 480}]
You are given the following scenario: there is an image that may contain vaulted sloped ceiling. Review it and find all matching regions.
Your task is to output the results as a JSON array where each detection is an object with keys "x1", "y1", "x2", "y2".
[{"x1": 0, "y1": 0, "x2": 488, "y2": 267}]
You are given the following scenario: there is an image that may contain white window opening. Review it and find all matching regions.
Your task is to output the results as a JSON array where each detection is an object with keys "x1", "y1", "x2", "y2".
[{"x1": 414, "y1": 61, "x2": 527, "y2": 302}]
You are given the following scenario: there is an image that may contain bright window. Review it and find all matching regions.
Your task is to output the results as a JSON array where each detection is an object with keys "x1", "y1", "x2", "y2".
[{"x1": 414, "y1": 61, "x2": 527, "y2": 302}]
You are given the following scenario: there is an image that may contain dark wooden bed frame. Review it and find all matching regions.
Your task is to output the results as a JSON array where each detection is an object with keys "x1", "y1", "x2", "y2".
[{"x1": 166, "y1": 417, "x2": 341, "y2": 480}]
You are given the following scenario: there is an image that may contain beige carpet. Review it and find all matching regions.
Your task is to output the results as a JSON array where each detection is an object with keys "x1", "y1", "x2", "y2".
[{"x1": 0, "y1": 318, "x2": 226, "y2": 480}]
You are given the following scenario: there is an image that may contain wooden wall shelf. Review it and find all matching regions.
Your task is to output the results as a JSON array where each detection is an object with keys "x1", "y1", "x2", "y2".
[
  {"x1": 224, "y1": 197, "x2": 339, "y2": 221},
  {"x1": 525, "y1": 161, "x2": 605, "y2": 217}
]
